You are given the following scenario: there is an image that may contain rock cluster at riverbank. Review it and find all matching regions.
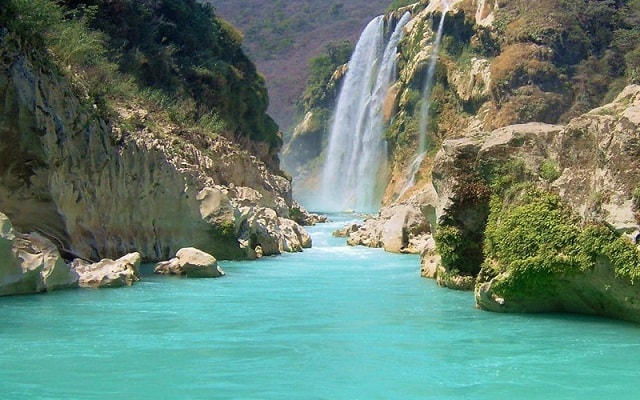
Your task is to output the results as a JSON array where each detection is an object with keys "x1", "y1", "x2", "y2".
[{"x1": 0, "y1": 211, "x2": 232, "y2": 294}]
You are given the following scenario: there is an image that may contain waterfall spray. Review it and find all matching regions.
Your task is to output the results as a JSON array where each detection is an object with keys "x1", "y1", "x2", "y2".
[{"x1": 318, "y1": 12, "x2": 411, "y2": 212}]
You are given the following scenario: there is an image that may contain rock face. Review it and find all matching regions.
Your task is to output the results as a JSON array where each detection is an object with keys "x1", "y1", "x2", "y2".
[
  {"x1": 0, "y1": 30, "x2": 312, "y2": 263},
  {"x1": 0, "y1": 213, "x2": 79, "y2": 295},
  {"x1": 471, "y1": 86, "x2": 640, "y2": 322},
  {"x1": 282, "y1": 0, "x2": 640, "y2": 322},
  {"x1": 71, "y1": 252, "x2": 141, "y2": 288},
  {"x1": 552, "y1": 85, "x2": 640, "y2": 230},
  {"x1": 238, "y1": 207, "x2": 313, "y2": 257},
  {"x1": 347, "y1": 85, "x2": 640, "y2": 322},
  {"x1": 475, "y1": 252, "x2": 640, "y2": 323},
  {"x1": 154, "y1": 247, "x2": 224, "y2": 278}
]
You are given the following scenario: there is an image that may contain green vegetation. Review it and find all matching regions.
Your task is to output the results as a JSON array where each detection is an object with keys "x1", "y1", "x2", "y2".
[
  {"x1": 434, "y1": 225, "x2": 484, "y2": 276},
  {"x1": 299, "y1": 40, "x2": 353, "y2": 112},
  {"x1": 538, "y1": 160, "x2": 561, "y2": 183},
  {"x1": 1, "y1": 0, "x2": 280, "y2": 149},
  {"x1": 482, "y1": 189, "x2": 640, "y2": 298},
  {"x1": 486, "y1": 0, "x2": 640, "y2": 122},
  {"x1": 386, "y1": 0, "x2": 417, "y2": 12},
  {"x1": 283, "y1": 40, "x2": 353, "y2": 170},
  {"x1": 633, "y1": 185, "x2": 640, "y2": 210},
  {"x1": 435, "y1": 170, "x2": 492, "y2": 276},
  {"x1": 436, "y1": 151, "x2": 640, "y2": 296}
]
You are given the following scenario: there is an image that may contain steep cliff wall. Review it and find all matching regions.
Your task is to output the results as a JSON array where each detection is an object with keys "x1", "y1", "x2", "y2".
[{"x1": 0, "y1": 2, "x2": 311, "y2": 264}]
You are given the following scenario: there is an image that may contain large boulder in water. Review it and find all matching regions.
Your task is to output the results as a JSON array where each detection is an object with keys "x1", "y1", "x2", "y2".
[
  {"x1": 71, "y1": 252, "x2": 141, "y2": 288},
  {"x1": 0, "y1": 212, "x2": 79, "y2": 295},
  {"x1": 154, "y1": 247, "x2": 224, "y2": 278}
]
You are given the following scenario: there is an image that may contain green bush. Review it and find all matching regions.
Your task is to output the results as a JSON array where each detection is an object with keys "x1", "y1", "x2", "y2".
[
  {"x1": 483, "y1": 189, "x2": 640, "y2": 297},
  {"x1": 484, "y1": 190, "x2": 580, "y2": 266},
  {"x1": 1, "y1": 0, "x2": 62, "y2": 46},
  {"x1": 539, "y1": 160, "x2": 561, "y2": 183}
]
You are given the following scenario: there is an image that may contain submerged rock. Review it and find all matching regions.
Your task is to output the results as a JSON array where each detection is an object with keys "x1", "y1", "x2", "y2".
[
  {"x1": 71, "y1": 252, "x2": 141, "y2": 288},
  {"x1": 154, "y1": 247, "x2": 224, "y2": 278}
]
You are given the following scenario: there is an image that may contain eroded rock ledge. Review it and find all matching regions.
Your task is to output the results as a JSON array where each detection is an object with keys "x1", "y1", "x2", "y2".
[{"x1": 0, "y1": 212, "x2": 235, "y2": 295}]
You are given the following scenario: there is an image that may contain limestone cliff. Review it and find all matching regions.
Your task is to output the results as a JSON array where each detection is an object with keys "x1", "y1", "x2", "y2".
[{"x1": 0, "y1": 2, "x2": 313, "y2": 268}]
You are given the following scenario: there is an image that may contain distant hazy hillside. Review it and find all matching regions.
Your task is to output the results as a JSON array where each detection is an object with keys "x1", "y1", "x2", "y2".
[{"x1": 210, "y1": 0, "x2": 394, "y2": 131}]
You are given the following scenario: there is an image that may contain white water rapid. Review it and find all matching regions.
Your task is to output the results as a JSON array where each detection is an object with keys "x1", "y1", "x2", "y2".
[{"x1": 317, "y1": 12, "x2": 411, "y2": 212}]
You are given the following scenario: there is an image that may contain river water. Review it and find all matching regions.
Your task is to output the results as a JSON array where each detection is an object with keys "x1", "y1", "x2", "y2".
[{"x1": 1, "y1": 215, "x2": 639, "y2": 399}]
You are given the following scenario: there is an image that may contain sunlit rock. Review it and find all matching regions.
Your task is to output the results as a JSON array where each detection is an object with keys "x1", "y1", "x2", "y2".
[
  {"x1": 154, "y1": 247, "x2": 224, "y2": 278},
  {"x1": 0, "y1": 213, "x2": 79, "y2": 296},
  {"x1": 71, "y1": 252, "x2": 141, "y2": 288},
  {"x1": 0, "y1": 31, "x2": 308, "y2": 263}
]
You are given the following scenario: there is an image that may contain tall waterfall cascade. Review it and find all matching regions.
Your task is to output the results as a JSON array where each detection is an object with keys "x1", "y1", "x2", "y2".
[{"x1": 317, "y1": 12, "x2": 411, "y2": 212}]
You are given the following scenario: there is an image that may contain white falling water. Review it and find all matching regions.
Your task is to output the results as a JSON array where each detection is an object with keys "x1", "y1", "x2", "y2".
[
  {"x1": 399, "y1": 6, "x2": 448, "y2": 201},
  {"x1": 318, "y1": 12, "x2": 411, "y2": 212},
  {"x1": 418, "y1": 7, "x2": 447, "y2": 154}
]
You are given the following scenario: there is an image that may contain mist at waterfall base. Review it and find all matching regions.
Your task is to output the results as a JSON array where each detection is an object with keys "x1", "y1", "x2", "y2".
[
  {"x1": 2, "y1": 215, "x2": 639, "y2": 399},
  {"x1": 304, "y1": 13, "x2": 411, "y2": 213}
]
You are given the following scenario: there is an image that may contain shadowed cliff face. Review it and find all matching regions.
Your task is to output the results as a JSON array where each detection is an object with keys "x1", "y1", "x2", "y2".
[{"x1": 0, "y1": 28, "x2": 306, "y2": 262}]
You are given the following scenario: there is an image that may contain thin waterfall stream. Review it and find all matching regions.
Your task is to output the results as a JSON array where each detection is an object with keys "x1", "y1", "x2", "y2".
[{"x1": 400, "y1": 6, "x2": 448, "y2": 199}]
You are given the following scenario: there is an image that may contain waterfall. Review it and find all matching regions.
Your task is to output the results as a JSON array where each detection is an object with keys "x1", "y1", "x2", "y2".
[
  {"x1": 399, "y1": 5, "x2": 448, "y2": 201},
  {"x1": 418, "y1": 8, "x2": 447, "y2": 154},
  {"x1": 317, "y1": 12, "x2": 411, "y2": 212}
]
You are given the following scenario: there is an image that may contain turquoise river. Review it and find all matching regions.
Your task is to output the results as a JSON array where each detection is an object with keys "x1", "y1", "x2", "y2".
[{"x1": 1, "y1": 215, "x2": 639, "y2": 399}]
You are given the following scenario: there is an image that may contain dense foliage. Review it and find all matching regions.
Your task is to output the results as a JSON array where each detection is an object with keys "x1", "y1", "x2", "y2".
[
  {"x1": 0, "y1": 0, "x2": 280, "y2": 148},
  {"x1": 487, "y1": 0, "x2": 640, "y2": 123},
  {"x1": 482, "y1": 189, "x2": 640, "y2": 298}
]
